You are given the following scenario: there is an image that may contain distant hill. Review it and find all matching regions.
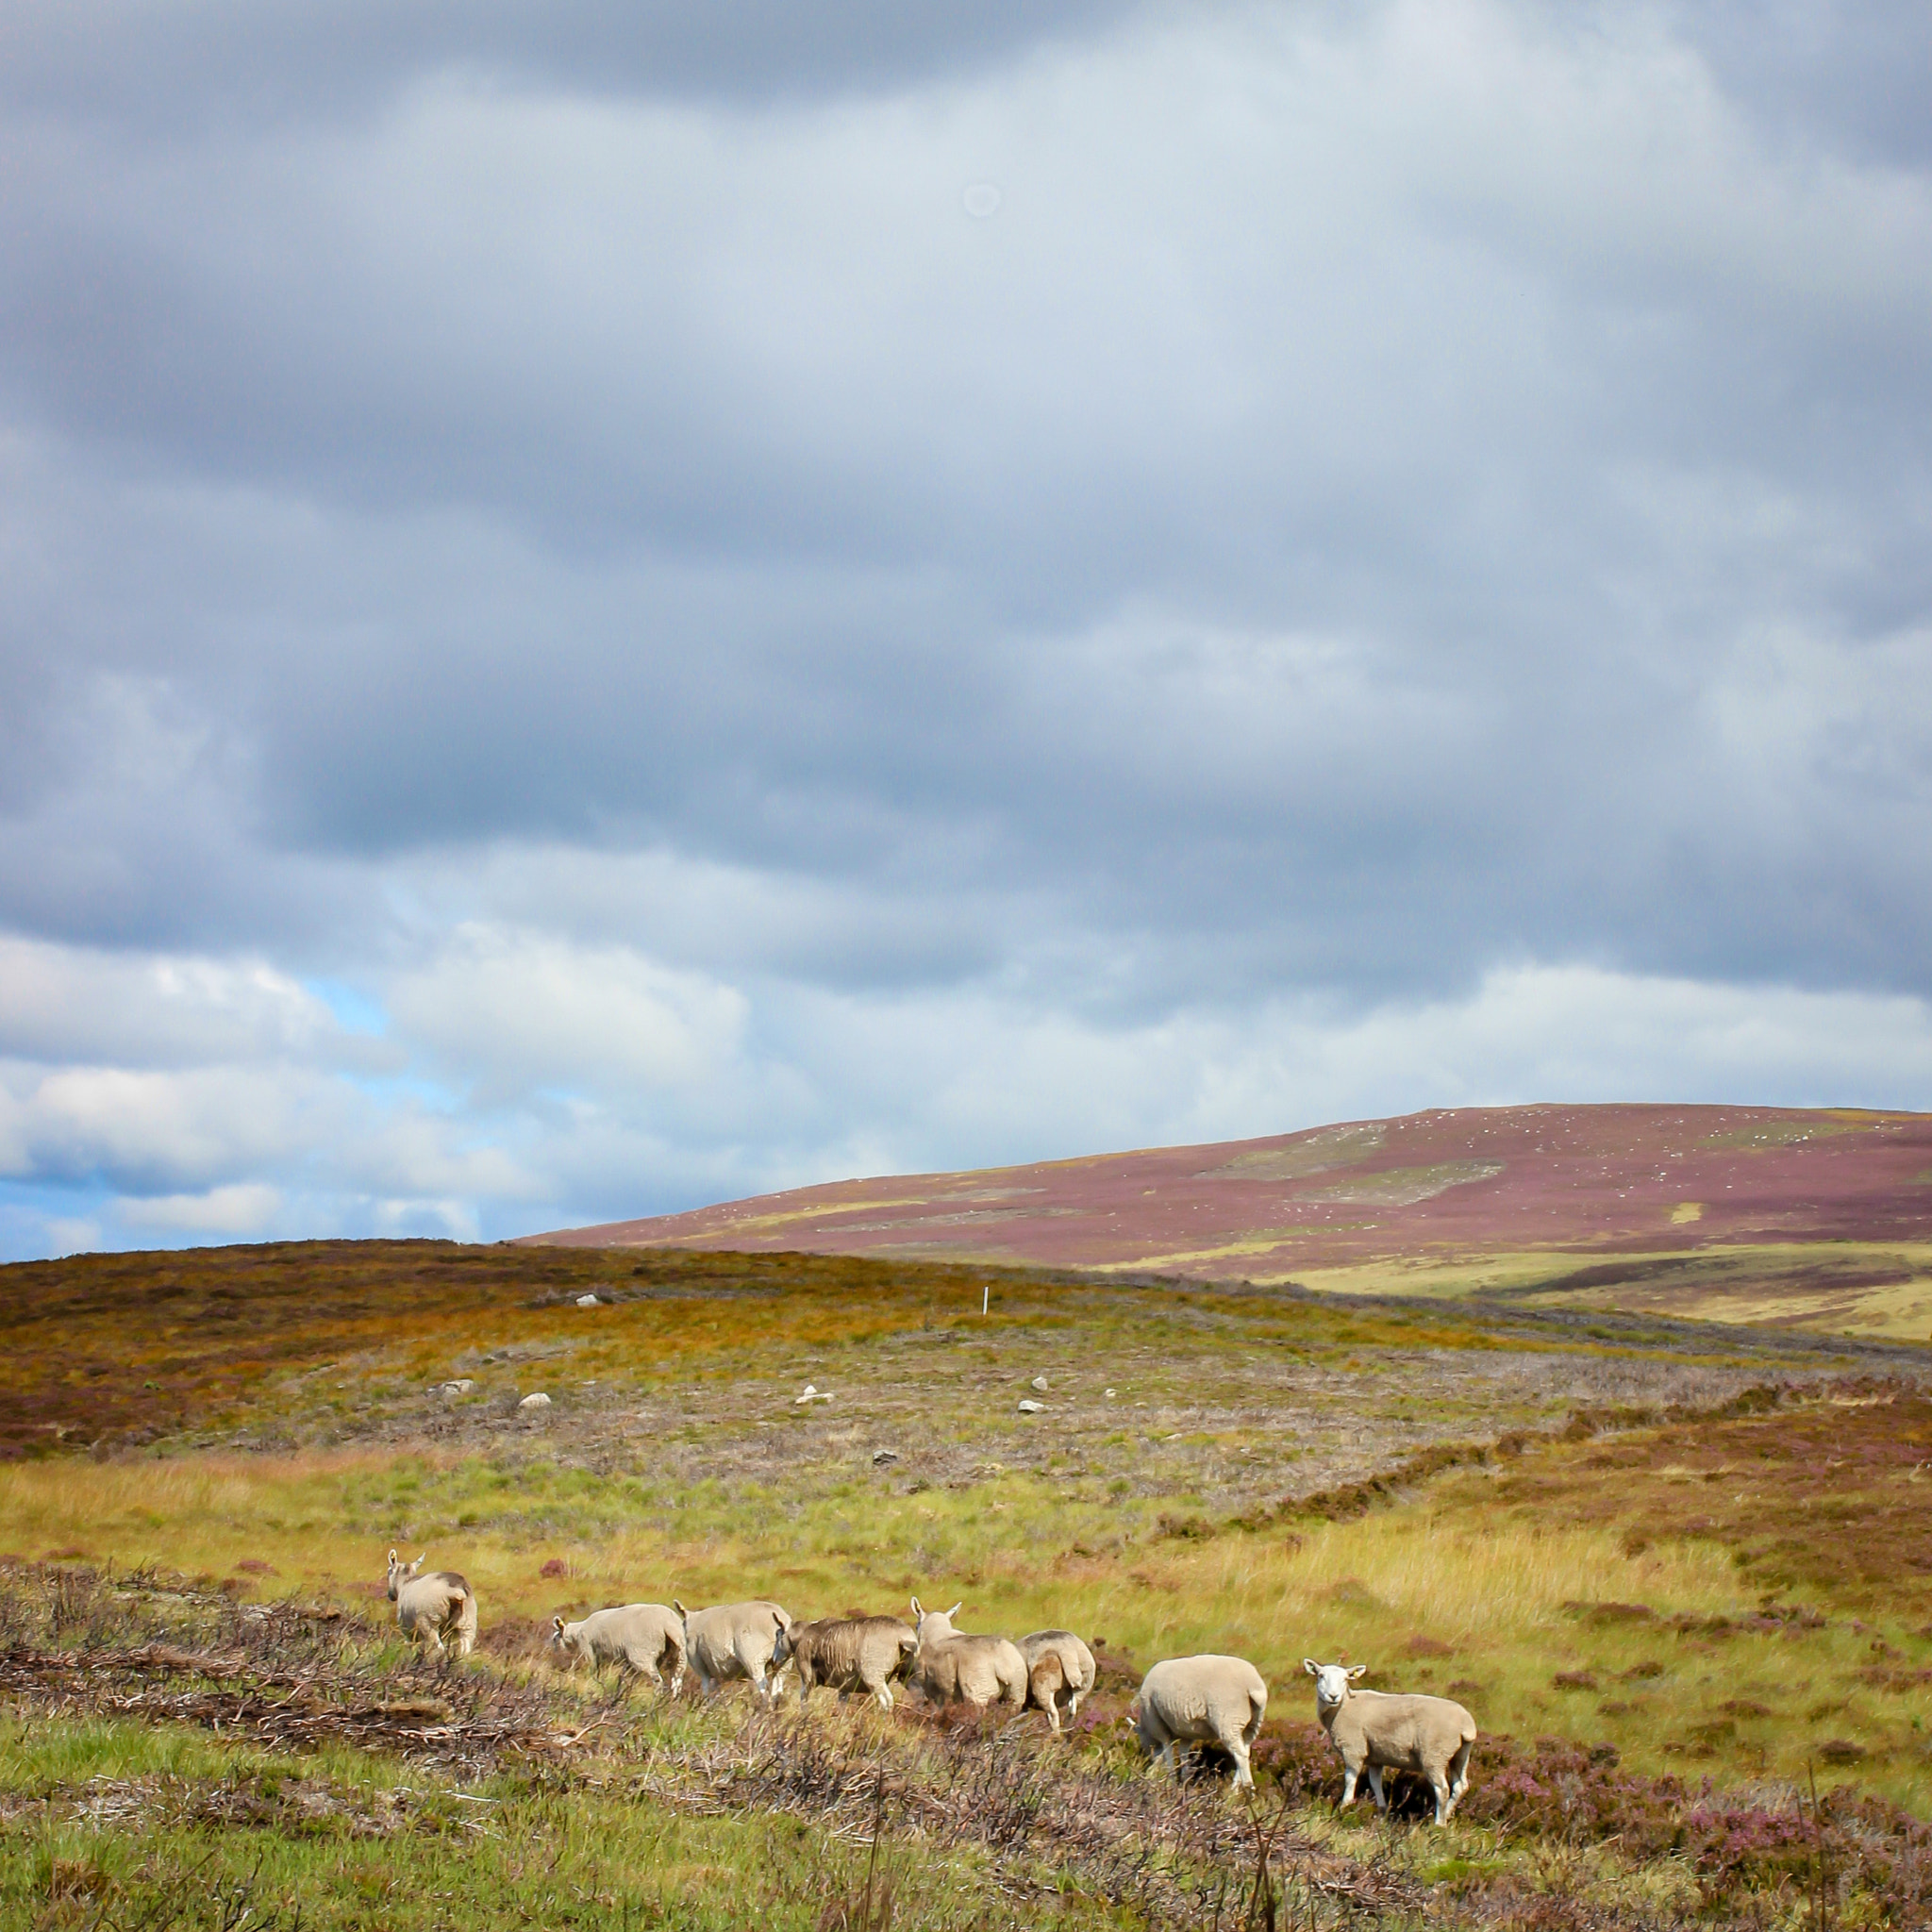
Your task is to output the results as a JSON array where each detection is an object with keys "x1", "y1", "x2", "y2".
[{"x1": 522, "y1": 1104, "x2": 1932, "y2": 1338}]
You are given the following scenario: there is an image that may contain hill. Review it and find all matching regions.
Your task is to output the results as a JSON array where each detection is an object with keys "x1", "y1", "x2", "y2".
[{"x1": 525, "y1": 1103, "x2": 1932, "y2": 1337}]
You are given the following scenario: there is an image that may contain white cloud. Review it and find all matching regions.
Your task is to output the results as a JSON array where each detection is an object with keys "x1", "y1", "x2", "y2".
[
  {"x1": 0, "y1": 931, "x2": 366, "y2": 1068},
  {"x1": 386, "y1": 923, "x2": 749, "y2": 1105},
  {"x1": 119, "y1": 1181, "x2": 285, "y2": 1235}
]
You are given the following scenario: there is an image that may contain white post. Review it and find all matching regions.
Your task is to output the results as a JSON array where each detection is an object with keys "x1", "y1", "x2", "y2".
[{"x1": 981, "y1": 1284, "x2": 989, "y2": 1317}]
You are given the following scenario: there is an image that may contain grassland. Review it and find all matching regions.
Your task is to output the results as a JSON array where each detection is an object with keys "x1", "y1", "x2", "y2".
[{"x1": 4, "y1": 1239, "x2": 1932, "y2": 1926}]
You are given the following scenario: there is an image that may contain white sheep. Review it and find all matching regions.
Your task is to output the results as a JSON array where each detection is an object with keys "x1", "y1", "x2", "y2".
[
  {"x1": 1019, "y1": 1629, "x2": 1097, "y2": 1731},
  {"x1": 385, "y1": 1550, "x2": 478, "y2": 1658},
  {"x1": 674, "y1": 1599, "x2": 793, "y2": 1703},
  {"x1": 1132, "y1": 1654, "x2": 1268, "y2": 1787},
  {"x1": 547, "y1": 1604, "x2": 686, "y2": 1695},
  {"x1": 907, "y1": 1599, "x2": 1027, "y2": 1710},
  {"x1": 1304, "y1": 1659, "x2": 1476, "y2": 1825}
]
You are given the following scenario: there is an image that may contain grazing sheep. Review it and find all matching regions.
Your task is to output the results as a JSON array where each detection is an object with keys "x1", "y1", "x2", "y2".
[
  {"x1": 385, "y1": 1550, "x2": 478, "y2": 1658},
  {"x1": 1132, "y1": 1655, "x2": 1268, "y2": 1788},
  {"x1": 1019, "y1": 1629, "x2": 1097, "y2": 1731},
  {"x1": 1304, "y1": 1659, "x2": 1476, "y2": 1825},
  {"x1": 777, "y1": 1615, "x2": 920, "y2": 1710},
  {"x1": 674, "y1": 1599, "x2": 793, "y2": 1703},
  {"x1": 547, "y1": 1604, "x2": 686, "y2": 1695},
  {"x1": 907, "y1": 1598, "x2": 1027, "y2": 1711}
]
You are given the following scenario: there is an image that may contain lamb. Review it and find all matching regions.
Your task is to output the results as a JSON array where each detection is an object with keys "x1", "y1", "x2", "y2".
[
  {"x1": 1018, "y1": 1629, "x2": 1097, "y2": 1731},
  {"x1": 674, "y1": 1599, "x2": 793, "y2": 1703},
  {"x1": 1304, "y1": 1659, "x2": 1476, "y2": 1825},
  {"x1": 776, "y1": 1615, "x2": 920, "y2": 1710},
  {"x1": 547, "y1": 1603, "x2": 686, "y2": 1695},
  {"x1": 385, "y1": 1549, "x2": 478, "y2": 1658},
  {"x1": 1131, "y1": 1654, "x2": 1268, "y2": 1788},
  {"x1": 906, "y1": 1598, "x2": 1027, "y2": 1711}
]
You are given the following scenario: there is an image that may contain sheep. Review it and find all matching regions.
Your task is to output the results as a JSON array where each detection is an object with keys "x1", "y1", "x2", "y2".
[
  {"x1": 385, "y1": 1549, "x2": 478, "y2": 1658},
  {"x1": 776, "y1": 1615, "x2": 920, "y2": 1710},
  {"x1": 1019, "y1": 1629, "x2": 1097, "y2": 1731},
  {"x1": 1304, "y1": 1659, "x2": 1476, "y2": 1825},
  {"x1": 1131, "y1": 1655, "x2": 1268, "y2": 1788},
  {"x1": 547, "y1": 1604, "x2": 686, "y2": 1695},
  {"x1": 674, "y1": 1599, "x2": 793, "y2": 1703},
  {"x1": 907, "y1": 1598, "x2": 1027, "y2": 1711}
]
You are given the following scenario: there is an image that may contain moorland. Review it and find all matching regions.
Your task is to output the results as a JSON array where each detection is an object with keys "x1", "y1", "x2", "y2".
[
  {"x1": 3, "y1": 1234, "x2": 1932, "y2": 1926},
  {"x1": 537, "y1": 1104, "x2": 1932, "y2": 1341}
]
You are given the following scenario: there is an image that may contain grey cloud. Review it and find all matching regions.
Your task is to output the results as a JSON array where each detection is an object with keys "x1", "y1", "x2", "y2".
[
  {"x1": 2, "y1": 3, "x2": 1932, "y2": 1260},
  {"x1": 1666, "y1": 0, "x2": 1932, "y2": 168},
  {"x1": 0, "y1": 1, "x2": 1155, "y2": 131}
]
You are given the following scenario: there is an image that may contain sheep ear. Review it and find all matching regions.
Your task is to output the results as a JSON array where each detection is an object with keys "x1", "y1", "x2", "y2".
[
  {"x1": 387, "y1": 1548, "x2": 398, "y2": 1565},
  {"x1": 1303, "y1": 1658, "x2": 1319, "y2": 1675},
  {"x1": 1347, "y1": 1665, "x2": 1367, "y2": 1680},
  {"x1": 551, "y1": 1616, "x2": 565, "y2": 1635},
  {"x1": 909, "y1": 1596, "x2": 924, "y2": 1618},
  {"x1": 946, "y1": 1601, "x2": 963, "y2": 1620},
  {"x1": 673, "y1": 1600, "x2": 688, "y2": 1620}
]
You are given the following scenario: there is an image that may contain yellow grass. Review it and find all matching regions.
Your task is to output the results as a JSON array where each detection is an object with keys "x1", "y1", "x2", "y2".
[{"x1": 8, "y1": 1442, "x2": 1925, "y2": 1809}]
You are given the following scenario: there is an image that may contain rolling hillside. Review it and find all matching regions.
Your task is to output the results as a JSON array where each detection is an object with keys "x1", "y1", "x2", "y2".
[{"x1": 525, "y1": 1103, "x2": 1932, "y2": 1336}]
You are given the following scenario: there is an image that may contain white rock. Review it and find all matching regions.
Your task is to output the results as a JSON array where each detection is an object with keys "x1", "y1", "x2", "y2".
[
  {"x1": 794, "y1": 1385, "x2": 833, "y2": 1405},
  {"x1": 1018, "y1": 1398, "x2": 1047, "y2": 1414},
  {"x1": 518, "y1": 1391, "x2": 553, "y2": 1411},
  {"x1": 575, "y1": 1292, "x2": 600, "y2": 1307},
  {"x1": 439, "y1": 1378, "x2": 476, "y2": 1397},
  {"x1": 1105, "y1": 1388, "x2": 1117, "y2": 1399},
  {"x1": 1029, "y1": 1374, "x2": 1049, "y2": 1391}
]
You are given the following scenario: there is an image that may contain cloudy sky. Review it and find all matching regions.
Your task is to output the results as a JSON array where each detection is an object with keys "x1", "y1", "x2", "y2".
[{"x1": 2, "y1": 1, "x2": 1929, "y2": 1259}]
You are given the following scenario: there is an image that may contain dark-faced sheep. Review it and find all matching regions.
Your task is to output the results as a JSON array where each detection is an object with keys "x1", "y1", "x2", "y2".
[{"x1": 777, "y1": 1615, "x2": 920, "y2": 1709}]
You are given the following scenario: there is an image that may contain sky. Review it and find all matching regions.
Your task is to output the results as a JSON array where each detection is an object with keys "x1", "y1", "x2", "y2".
[{"x1": 2, "y1": 0, "x2": 1930, "y2": 1259}]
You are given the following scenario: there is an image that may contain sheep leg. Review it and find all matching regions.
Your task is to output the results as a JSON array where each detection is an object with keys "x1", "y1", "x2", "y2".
[
  {"x1": 1367, "y1": 1765, "x2": 1388, "y2": 1811},
  {"x1": 1447, "y1": 1739, "x2": 1474, "y2": 1810},
  {"x1": 1429, "y1": 1774, "x2": 1451, "y2": 1827},
  {"x1": 874, "y1": 1683, "x2": 893, "y2": 1711},
  {"x1": 1227, "y1": 1738, "x2": 1254, "y2": 1789},
  {"x1": 1340, "y1": 1764, "x2": 1359, "y2": 1807}
]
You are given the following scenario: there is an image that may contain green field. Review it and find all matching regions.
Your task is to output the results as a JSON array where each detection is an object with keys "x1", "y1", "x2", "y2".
[{"x1": 4, "y1": 1240, "x2": 1930, "y2": 1927}]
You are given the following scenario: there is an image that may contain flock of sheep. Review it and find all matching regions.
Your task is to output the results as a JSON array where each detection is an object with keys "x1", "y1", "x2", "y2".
[{"x1": 385, "y1": 1551, "x2": 1479, "y2": 1824}]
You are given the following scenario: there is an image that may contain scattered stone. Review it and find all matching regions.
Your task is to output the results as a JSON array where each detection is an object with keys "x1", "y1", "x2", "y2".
[
  {"x1": 794, "y1": 1385, "x2": 833, "y2": 1406},
  {"x1": 575, "y1": 1293, "x2": 600, "y2": 1307},
  {"x1": 1029, "y1": 1374, "x2": 1049, "y2": 1391},
  {"x1": 1018, "y1": 1398, "x2": 1047, "y2": 1414},
  {"x1": 872, "y1": 1449, "x2": 899, "y2": 1466},
  {"x1": 1105, "y1": 1388, "x2": 1117, "y2": 1398},
  {"x1": 518, "y1": 1392, "x2": 552, "y2": 1411},
  {"x1": 439, "y1": 1378, "x2": 476, "y2": 1398}
]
